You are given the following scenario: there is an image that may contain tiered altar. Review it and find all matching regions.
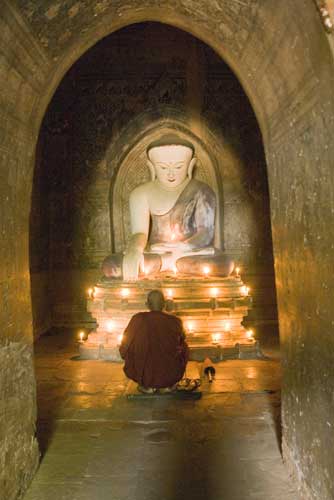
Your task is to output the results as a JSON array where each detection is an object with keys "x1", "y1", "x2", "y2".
[{"x1": 80, "y1": 272, "x2": 259, "y2": 362}]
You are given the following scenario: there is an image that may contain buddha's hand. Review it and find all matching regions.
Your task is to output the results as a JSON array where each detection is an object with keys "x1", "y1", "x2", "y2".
[
  {"x1": 122, "y1": 249, "x2": 143, "y2": 281},
  {"x1": 150, "y1": 241, "x2": 193, "y2": 254}
]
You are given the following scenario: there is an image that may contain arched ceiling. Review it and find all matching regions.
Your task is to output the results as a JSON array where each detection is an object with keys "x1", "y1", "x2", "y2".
[{"x1": 6, "y1": 0, "x2": 329, "y2": 146}]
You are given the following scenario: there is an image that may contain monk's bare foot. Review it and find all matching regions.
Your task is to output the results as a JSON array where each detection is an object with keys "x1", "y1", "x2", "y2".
[{"x1": 137, "y1": 385, "x2": 156, "y2": 394}]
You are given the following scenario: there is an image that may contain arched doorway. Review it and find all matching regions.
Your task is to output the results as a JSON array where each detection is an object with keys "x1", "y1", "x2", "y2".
[
  {"x1": 28, "y1": 19, "x2": 281, "y2": 497},
  {"x1": 30, "y1": 22, "x2": 276, "y2": 341},
  {"x1": 1, "y1": 2, "x2": 334, "y2": 499}
]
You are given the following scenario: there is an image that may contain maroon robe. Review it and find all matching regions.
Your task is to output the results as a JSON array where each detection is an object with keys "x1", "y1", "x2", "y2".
[{"x1": 119, "y1": 311, "x2": 189, "y2": 389}]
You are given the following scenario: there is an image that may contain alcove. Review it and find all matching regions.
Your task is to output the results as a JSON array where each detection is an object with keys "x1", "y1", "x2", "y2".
[{"x1": 30, "y1": 22, "x2": 277, "y2": 337}]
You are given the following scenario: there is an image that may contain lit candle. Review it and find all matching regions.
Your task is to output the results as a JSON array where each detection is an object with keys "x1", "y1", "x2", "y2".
[
  {"x1": 210, "y1": 287, "x2": 219, "y2": 297},
  {"x1": 241, "y1": 285, "x2": 250, "y2": 296},
  {"x1": 166, "y1": 289, "x2": 173, "y2": 299},
  {"x1": 78, "y1": 331, "x2": 85, "y2": 342},
  {"x1": 246, "y1": 329, "x2": 254, "y2": 339},
  {"x1": 224, "y1": 321, "x2": 231, "y2": 332},
  {"x1": 187, "y1": 321, "x2": 194, "y2": 333},
  {"x1": 235, "y1": 266, "x2": 240, "y2": 277},
  {"x1": 106, "y1": 321, "x2": 114, "y2": 332},
  {"x1": 120, "y1": 288, "x2": 130, "y2": 298},
  {"x1": 172, "y1": 265, "x2": 178, "y2": 275},
  {"x1": 87, "y1": 288, "x2": 93, "y2": 298},
  {"x1": 203, "y1": 266, "x2": 210, "y2": 277},
  {"x1": 171, "y1": 232, "x2": 176, "y2": 242},
  {"x1": 212, "y1": 333, "x2": 221, "y2": 344},
  {"x1": 141, "y1": 261, "x2": 149, "y2": 276}
]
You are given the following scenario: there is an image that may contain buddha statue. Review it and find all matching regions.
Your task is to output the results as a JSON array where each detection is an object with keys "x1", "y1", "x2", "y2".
[{"x1": 102, "y1": 134, "x2": 234, "y2": 280}]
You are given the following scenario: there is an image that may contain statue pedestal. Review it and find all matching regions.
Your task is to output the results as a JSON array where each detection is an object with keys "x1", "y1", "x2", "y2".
[{"x1": 80, "y1": 274, "x2": 260, "y2": 362}]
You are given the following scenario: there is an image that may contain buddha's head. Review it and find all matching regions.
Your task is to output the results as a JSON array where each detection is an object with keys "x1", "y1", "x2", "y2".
[{"x1": 147, "y1": 134, "x2": 196, "y2": 188}]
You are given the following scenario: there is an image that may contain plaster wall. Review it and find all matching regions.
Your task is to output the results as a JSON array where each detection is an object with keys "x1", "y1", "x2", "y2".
[{"x1": 1, "y1": 1, "x2": 334, "y2": 499}]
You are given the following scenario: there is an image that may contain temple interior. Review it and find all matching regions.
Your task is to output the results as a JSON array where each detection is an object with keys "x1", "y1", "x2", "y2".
[{"x1": 1, "y1": 2, "x2": 334, "y2": 500}]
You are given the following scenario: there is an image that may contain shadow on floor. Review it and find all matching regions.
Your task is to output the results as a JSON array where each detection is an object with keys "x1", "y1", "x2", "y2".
[{"x1": 27, "y1": 326, "x2": 295, "y2": 500}]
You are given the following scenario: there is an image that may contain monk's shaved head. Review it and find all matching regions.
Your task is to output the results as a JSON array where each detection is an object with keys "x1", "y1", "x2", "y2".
[{"x1": 147, "y1": 289, "x2": 165, "y2": 311}]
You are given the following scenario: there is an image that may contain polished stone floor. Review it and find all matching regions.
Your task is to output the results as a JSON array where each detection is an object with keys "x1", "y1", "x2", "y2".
[{"x1": 24, "y1": 328, "x2": 297, "y2": 500}]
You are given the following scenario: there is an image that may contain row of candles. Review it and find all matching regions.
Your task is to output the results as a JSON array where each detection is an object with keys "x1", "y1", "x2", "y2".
[
  {"x1": 87, "y1": 265, "x2": 243, "y2": 300},
  {"x1": 78, "y1": 322, "x2": 254, "y2": 343},
  {"x1": 87, "y1": 284, "x2": 250, "y2": 300},
  {"x1": 144, "y1": 265, "x2": 242, "y2": 278},
  {"x1": 87, "y1": 265, "x2": 247, "y2": 300}
]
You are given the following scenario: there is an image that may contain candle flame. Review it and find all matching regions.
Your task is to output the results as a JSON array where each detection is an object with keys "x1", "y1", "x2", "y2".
[
  {"x1": 141, "y1": 261, "x2": 149, "y2": 275},
  {"x1": 235, "y1": 267, "x2": 240, "y2": 276},
  {"x1": 212, "y1": 333, "x2": 221, "y2": 343},
  {"x1": 203, "y1": 266, "x2": 210, "y2": 276},
  {"x1": 121, "y1": 288, "x2": 130, "y2": 298},
  {"x1": 106, "y1": 321, "x2": 114, "y2": 332},
  {"x1": 224, "y1": 321, "x2": 231, "y2": 332},
  {"x1": 210, "y1": 287, "x2": 219, "y2": 297},
  {"x1": 246, "y1": 329, "x2": 254, "y2": 339},
  {"x1": 187, "y1": 321, "x2": 194, "y2": 333},
  {"x1": 166, "y1": 289, "x2": 173, "y2": 298},
  {"x1": 78, "y1": 331, "x2": 85, "y2": 341},
  {"x1": 87, "y1": 288, "x2": 93, "y2": 298}
]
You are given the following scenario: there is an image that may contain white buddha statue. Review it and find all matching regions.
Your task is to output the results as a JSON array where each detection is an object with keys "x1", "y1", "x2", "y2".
[{"x1": 102, "y1": 134, "x2": 234, "y2": 280}]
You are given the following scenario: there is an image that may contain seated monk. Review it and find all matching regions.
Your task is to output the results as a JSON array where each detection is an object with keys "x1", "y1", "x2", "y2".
[
  {"x1": 119, "y1": 289, "x2": 189, "y2": 393},
  {"x1": 103, "y1": 134, "x2": 234, "y2": 280}
]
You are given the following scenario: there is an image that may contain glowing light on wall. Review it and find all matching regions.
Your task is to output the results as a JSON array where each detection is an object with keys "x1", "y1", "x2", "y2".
[
  {"x1": 120, "y1": 288, "x2": 130, "y2": 298},
  {"x1": 210, "y1": 287, "x2": 219, "y2": 297},
  {"x1": 166, "y1": 289, "x2": 173, "y2": 298},
  {"x1": 117, "y1": 333, "x2": 123, "y2": 344}
]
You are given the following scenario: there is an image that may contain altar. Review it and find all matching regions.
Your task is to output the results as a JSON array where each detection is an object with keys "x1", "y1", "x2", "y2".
[{"x1": 79, "y1": 271, "x2": 259, "y2": 362}]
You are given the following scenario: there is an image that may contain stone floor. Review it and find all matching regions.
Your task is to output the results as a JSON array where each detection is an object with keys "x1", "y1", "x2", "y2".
[{"x1": 24, "y1": 328, "x2": 297, "y2": 500}]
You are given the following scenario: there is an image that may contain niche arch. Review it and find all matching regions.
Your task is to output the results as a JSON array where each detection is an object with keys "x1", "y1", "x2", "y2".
[{"x1": 106, "y1": 113, "x2": 225, "y2": 253}]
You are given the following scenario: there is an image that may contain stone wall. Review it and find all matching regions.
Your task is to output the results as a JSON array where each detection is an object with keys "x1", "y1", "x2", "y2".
[
  {"x1": 31, "y1": 23, "x2": 276, "y2": 331},
  {"x1": 0, "y1": 3, "x2": 48, "y2": 498}
]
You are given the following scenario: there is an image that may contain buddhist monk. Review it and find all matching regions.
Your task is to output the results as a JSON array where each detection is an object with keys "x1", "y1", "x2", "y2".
[{"x1": 119, "y1": 289, "x2": 189, "y2": 393}]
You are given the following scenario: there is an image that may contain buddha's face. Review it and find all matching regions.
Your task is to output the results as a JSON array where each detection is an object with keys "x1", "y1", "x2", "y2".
[{"x1": 148, "y1": 145, "x2": 194, "y2": 187}]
